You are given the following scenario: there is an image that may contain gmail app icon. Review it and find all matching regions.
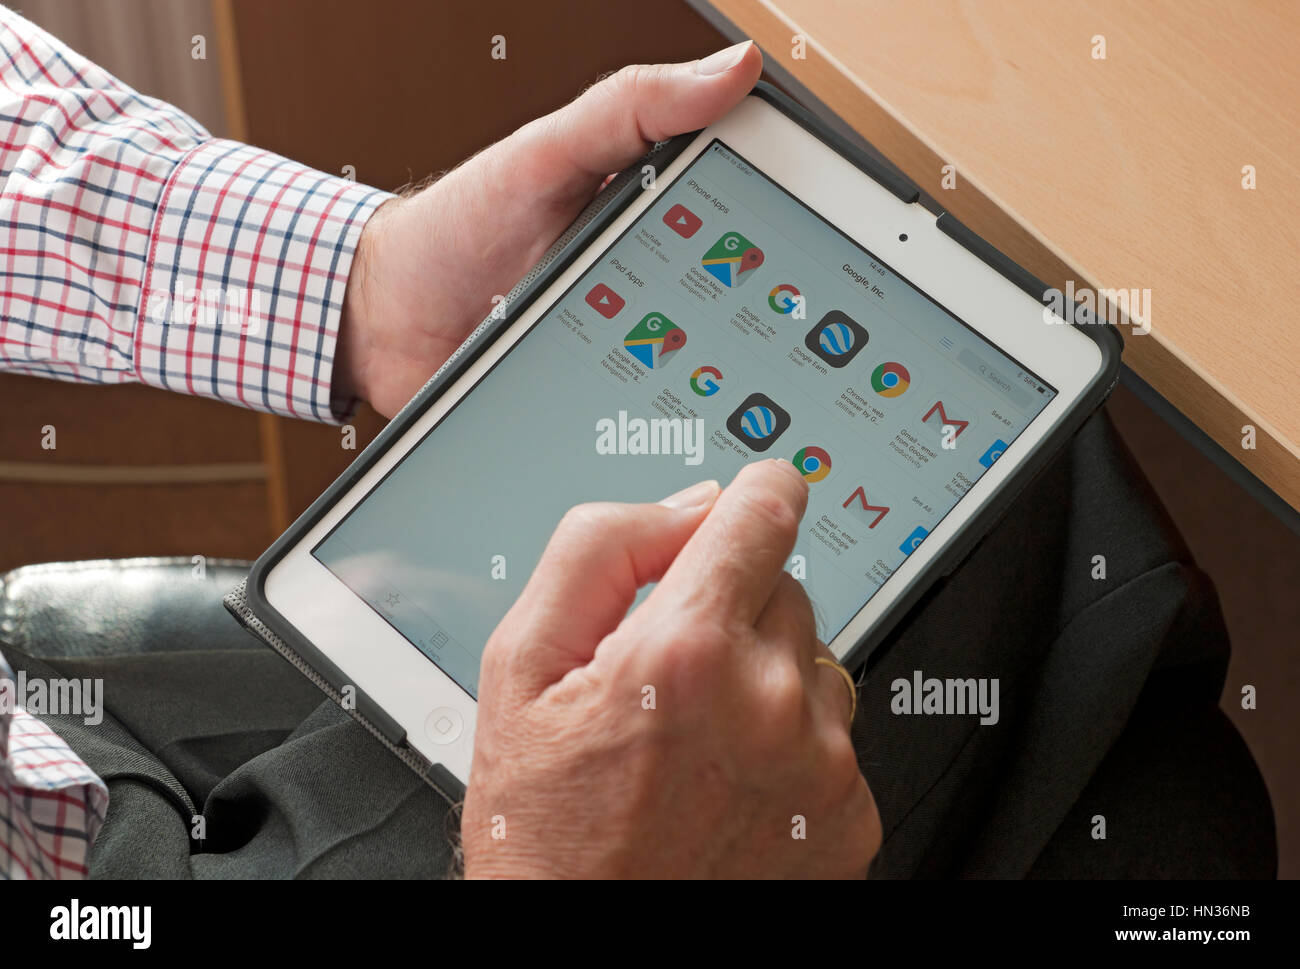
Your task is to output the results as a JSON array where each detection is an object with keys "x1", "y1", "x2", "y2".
[
  {"x1": 919, "y1": 399, "x2": 972, "y2": 443},
  {"x1": 841, "y1": 483, "x2": 890, "y2": 530}
]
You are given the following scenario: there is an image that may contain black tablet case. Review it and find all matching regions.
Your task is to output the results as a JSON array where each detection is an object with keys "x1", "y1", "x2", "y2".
[{"x1": 224, "y1": 83, "x2": 1123, "y2": 805}]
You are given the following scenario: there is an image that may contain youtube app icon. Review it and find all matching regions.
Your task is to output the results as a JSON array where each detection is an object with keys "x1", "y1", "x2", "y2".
[
  {"x1": 663, "y1": 203, "x2": 703, "y2": 239},
  {"x1": 585, "y1": 283, "x2": 625, "y2": 319}
]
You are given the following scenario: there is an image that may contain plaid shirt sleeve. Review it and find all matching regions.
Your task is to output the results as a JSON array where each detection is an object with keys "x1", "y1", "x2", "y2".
[
  {"x1": 0, "y1": 7, "x2": 392, "y2": 421},
  {"x1": 1, "y1": 654, "x2": 108, "y2": 880},
  {"x1": 0, "y1": 9, "x2": 396, "y2": 877}
]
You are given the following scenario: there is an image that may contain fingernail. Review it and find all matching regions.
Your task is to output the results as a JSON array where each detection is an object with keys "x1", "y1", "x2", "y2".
[
  {"x1": 659, "y1": 479, "x2": 721, "y2": 509},
  {"x1": 696, "y1": 40, "x2": 753, "y2": 76}
]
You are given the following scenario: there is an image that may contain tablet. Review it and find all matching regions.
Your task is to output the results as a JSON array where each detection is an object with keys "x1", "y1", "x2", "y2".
[{"x1": 248, "y1": 85, "x2": 1120, "y2": 787}]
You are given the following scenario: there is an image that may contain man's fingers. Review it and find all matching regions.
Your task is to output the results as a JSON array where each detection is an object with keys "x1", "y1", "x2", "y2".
[
  {"x1": 755, "y1": 575, "x2": 854, "y2": 728},
  {"x1": 651, "y1": 458, "x2": 809, "y2": 628},
  {"x1": 490, "y1": 480, "x2": 720, "y2": 698},
  {"x1": 533, "y1": 41, "x2": 762, "y2": 184},
  {"x1": 754, "y1": 571, "x2": 819, "y2": 658}
]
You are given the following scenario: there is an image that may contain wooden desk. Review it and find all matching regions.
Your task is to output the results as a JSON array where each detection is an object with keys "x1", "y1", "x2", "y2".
[{"x1": 697, "y1": 0, "x2": 1300, "y2": 515}]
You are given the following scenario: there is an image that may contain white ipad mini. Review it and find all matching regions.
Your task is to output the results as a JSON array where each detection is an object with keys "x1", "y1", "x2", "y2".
[{"x1": 254, "y1": 90, "x2": 1116, "y2": 785}]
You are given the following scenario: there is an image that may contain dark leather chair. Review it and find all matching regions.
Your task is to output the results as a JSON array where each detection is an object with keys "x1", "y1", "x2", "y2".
[{"x1": 0, "y1": 557, "x2": 255, "y2": 659}]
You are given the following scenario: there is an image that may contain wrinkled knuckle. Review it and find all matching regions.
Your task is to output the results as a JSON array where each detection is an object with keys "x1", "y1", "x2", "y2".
[
  {"x1": 607, "y1": 63, "x2": 642, "y2": 92},
  {"x1": 734, "y1": 486, "x2": 800, "y2": 542},
  {"x1": 479, "y1": 625, "x2": 515, "y2": 681},
  {"x1": 760, "y1": 659, "x2": 808, "y2": 733},
  {"x1": 600, "y1": 64, "x2": 651, "y2": 125},
  {"x1": 517, "y1": 112, "x2": 558, "y2": 148},
  {"x1": 654, "y1": 618, "x2": 731, "y2": 679},
  {"x1": 775, "y1": 571, "x2": 814, "y2": 620},
  {"x1": 556, "y1": 502, "x2": 609, "y2": 540},
  {"x1": 479, "y1": 637, "x2": 504, "y2": 681},
  {"x1": 615, "y1": 62, "x2": 665, "y2": 99}
]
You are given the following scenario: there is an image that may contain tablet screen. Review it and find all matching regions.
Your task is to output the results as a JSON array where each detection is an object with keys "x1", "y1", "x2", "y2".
[{"x1": 314, "y1": 140, "x2": 1056, "y2": 697}]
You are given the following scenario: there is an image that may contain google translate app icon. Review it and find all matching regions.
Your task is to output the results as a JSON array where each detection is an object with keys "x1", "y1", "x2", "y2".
[
  {"x1": 979, "y1": 439, "x2": 1008, "y2": 468},
  {"x1": 702, "y1": 231, "x2": 764, "y2": 287},
  {"x1": 900, "y1": 525, "x2": 928, "y2": 556}
]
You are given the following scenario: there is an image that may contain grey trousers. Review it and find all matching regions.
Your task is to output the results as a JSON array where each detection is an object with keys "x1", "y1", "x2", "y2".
[{"x1": 3, "y1": 412, "x2": 1276, "y2": 878}]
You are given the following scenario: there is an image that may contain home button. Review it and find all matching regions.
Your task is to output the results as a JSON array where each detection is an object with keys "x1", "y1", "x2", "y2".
[{"x1": 424, "y1": 707, "x2": 464, "y2": 745}]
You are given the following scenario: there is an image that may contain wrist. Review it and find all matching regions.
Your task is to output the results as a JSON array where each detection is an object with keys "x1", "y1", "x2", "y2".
[{"x1": 334, "y1": 196, "x2": 396, "y2": 414}]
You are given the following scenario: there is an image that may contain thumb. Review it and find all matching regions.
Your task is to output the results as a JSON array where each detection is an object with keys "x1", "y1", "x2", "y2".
[
  {"x1": 486, "y1": 480, "x2": 720, "y2": 699},
  {"x1": 530, "y1": 40, "x2": 762, "y2": 184}
]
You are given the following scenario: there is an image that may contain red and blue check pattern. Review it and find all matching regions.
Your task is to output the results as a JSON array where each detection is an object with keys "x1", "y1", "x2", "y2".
[
  {"x1": 0, "y1": 8, "x2": 389, "y2": 420},
  {"x1": 0, "y1": 8, "x2": 393, "y2": 876},
  {"x1": 1, "y1": 657, "x2": 108, "y2": 880}
]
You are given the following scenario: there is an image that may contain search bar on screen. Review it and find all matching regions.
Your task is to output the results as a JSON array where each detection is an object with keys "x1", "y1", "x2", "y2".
[{"x1": 956, "y1": 348, "x2": 1033, "y2": 410}]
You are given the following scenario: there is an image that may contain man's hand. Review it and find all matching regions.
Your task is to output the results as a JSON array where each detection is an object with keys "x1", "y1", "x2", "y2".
[
  {"x1": 462, "y1": 460, "x2": 882, "y2": 879},
  {"x1": 335, "y1": 41, "x2": 762, "y2": 416}
]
